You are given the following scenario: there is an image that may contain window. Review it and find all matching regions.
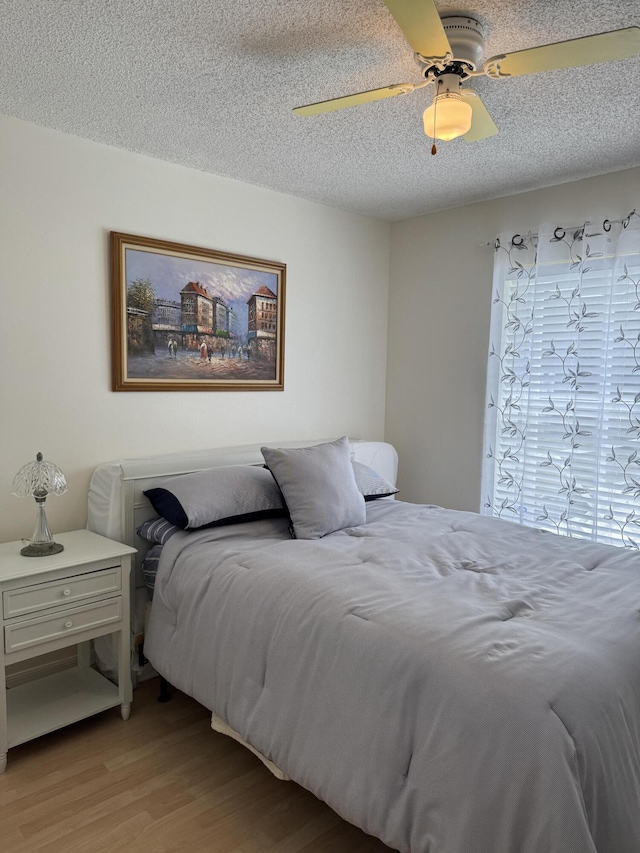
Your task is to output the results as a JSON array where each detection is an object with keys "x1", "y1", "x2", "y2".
[{"x1": 482, "y1": 214, "x2": 640, "y2": 548}]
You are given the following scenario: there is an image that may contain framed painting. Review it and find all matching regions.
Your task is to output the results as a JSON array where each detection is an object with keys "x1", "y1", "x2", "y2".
[{"x1": 110, "y1": 232, "x2": 286, "y2": 392}]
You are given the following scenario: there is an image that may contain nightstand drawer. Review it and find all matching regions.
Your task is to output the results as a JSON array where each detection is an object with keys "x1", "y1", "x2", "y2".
[
  {"x1": 4, "y1": 598, "x2": 122, "y2": 654},
  {"x1": 3, "y1": 567, "x2": 121, "y2": 619}
]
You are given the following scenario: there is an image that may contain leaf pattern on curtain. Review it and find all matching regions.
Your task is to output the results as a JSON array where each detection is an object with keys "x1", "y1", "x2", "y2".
[
  {"x1": 482, "y1": 210, "x2": 640, "y2": 548},
  {"x1": 485, "y1": 232, "x2": 536, "y2": 518}
]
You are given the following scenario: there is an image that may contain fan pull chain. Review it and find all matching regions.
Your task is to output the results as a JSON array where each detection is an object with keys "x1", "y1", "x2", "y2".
[{"x1": 432, "y1": 79, "x2": 442, "y2": 155}]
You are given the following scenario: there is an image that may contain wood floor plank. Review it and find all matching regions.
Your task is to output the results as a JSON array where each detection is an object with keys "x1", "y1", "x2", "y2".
[{"x1": 0, "y1": 677, "x2": 395, "y2": 852}]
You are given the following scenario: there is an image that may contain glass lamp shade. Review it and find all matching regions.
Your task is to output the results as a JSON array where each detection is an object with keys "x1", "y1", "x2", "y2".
[
  {"x1": 12, "y1": 452, "x2": 68, "y2": 557},
  {"x1": 423, "y1": 93, "x2": 473, "y2": 141}
]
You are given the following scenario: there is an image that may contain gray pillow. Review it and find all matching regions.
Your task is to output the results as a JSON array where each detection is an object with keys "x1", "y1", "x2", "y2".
[
  {"x1": 352, "y1": 461, "x2": 399, "y2": 501},
  {"x1": 261, "y1": 437, "x2": 366, "y2": 539},
  {"x1": 144, "y1": 465, "x2": 286, "y2": 529}
]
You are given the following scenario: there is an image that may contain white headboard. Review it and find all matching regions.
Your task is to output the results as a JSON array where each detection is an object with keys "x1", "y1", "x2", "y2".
[{"x1": 87, "y1": 439, "x2": 398, "y2": 581}]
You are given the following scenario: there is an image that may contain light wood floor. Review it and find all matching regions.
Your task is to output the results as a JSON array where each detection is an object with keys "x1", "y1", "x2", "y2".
[{"x1": 0, "y1": 677, "x2": 395, "y2": 853}]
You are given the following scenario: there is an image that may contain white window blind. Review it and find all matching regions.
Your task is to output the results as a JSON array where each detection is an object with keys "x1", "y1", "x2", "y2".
[{"x1": 482, "y1": 213, "x2": 640, "y2": 548}]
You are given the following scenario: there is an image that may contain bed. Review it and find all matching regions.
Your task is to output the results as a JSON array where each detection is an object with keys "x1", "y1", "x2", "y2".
[{"x1": 88, "y1": 439, "x2": 640, "y2": 853}]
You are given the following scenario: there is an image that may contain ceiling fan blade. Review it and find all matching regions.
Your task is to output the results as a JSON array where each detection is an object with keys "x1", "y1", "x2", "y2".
[
  {"x1": 461, "y1": 92, "x2": 498, "y2": 142},
  {"x1": 485, "y1": 27, "x2": 640, "y2": 77},
  {"x1": 383, "y1": 0, "x2": 451, "y2": 59},
  {"x1": 293, "y1": 82, "x2": 418, "y2": 116}
]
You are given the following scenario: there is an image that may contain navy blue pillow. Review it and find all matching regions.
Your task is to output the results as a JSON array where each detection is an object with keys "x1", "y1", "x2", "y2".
[{"x1": 143, "y1": 465, "x2": 286, "y2": 530}]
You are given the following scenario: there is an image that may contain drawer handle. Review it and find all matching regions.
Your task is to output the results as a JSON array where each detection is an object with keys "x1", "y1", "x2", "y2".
[
  {"x1": 64, "y1": 620, "x2": 73, "y2": 629},
  {"x1": 63, "y1": 589, "x2": 72, "y2": 596}
]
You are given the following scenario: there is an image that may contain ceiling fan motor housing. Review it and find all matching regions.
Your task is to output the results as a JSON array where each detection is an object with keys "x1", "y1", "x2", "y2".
[
  {"x1": 433, "y1": 72, "x2": 463, "y2": 94},
  {"x1": 441, "y1": 17, "x2": 485, "y2": 69}
]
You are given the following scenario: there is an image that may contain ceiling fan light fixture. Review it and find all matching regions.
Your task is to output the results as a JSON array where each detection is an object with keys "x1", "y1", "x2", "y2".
[{"x1": 423, "y1": 91, "x2": 472, "y2": 141}]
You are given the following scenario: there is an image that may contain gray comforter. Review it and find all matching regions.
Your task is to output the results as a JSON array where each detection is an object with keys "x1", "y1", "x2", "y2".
[{"x1": 145, "y1": 500, "x2": 640, "y2": 853}]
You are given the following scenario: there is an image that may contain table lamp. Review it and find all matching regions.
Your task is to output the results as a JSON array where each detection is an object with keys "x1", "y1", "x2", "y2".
[{"x1": 12, "y1": 452, "x2": 68, "y2": 556}]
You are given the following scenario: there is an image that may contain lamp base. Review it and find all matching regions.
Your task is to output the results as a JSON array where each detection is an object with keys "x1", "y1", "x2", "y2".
[{"x1": 20, "y1": 541, "x2": 64, "y2": 558}]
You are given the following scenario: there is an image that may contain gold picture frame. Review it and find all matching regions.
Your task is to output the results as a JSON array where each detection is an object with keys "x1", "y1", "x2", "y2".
[{"x1": 111, "y1": 232, "x2": 285, "y2": 392}]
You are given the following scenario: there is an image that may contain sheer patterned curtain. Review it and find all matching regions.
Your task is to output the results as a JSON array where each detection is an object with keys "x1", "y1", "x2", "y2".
[{"x1": 482, "y1": 210, "x2": 640, "y2": 548}]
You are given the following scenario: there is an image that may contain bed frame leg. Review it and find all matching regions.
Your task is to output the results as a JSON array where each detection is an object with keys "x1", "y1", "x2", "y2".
[{"x1": 158, "y1": 677, "x2": 172, "y2": 703}]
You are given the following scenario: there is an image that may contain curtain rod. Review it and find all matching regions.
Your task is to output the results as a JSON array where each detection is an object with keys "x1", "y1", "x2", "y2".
[{"x1": 480, "y1": 210, "x2": 638, "y2": 248}]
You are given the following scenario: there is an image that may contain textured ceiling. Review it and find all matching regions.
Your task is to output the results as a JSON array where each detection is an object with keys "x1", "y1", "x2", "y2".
[{"x1": 0, "y1": 0, "x2": 639, "y2": 220}]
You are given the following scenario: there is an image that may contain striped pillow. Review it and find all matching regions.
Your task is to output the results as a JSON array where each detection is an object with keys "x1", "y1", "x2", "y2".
[
  {"x1": 142, "y1": 544, "x2": 163, "y2": 596},
  {"x1": 137, "y1": 517, "x2": 180, "y2": 545}
]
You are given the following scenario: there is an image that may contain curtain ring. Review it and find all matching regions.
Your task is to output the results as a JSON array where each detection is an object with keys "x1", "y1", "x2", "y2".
[
  {"x1": 553, "y1": 227, "x2": 565, "y2": 240},
  {"x1": 511, "y1": 234, "x2": 524, "y2": 247},
  {"x1": 494, "y1": 238, "x2": 501, "y2": 251},
  {"x1": 623, "y1": 215, "x2": 630, "y2": 229},
  {"x1": 602, "y1": 219, "x2": 611, "y2": 232}
]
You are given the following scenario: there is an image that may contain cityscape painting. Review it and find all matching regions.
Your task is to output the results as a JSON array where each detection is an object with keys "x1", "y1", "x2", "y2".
[{"x1": 111, "y1": 232, "x2": 285, "y2": 391}]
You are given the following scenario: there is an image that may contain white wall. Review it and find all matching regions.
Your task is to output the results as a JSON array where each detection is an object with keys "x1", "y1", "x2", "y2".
[
  {"x1": 386, "y1": 167, "x2": 640, "y2": 511},
  {"x1": 0, "y1": 114, "x2": 390, "y2": 542}
]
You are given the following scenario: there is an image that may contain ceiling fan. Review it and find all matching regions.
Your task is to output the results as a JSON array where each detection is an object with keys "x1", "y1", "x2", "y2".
[{"x1": 293, "y1": 0, "x2": 640, "y2": 152}]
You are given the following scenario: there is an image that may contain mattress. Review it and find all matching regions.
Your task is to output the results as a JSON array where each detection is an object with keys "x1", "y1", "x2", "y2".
[{"x1": 145, "y1": 499, "x2": 640, "y2": 853}]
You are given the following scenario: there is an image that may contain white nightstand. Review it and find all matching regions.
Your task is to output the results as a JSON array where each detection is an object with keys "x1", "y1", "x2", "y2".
[{"x1": 0, "y1": 529, "x2": 137, "y2": 773}]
